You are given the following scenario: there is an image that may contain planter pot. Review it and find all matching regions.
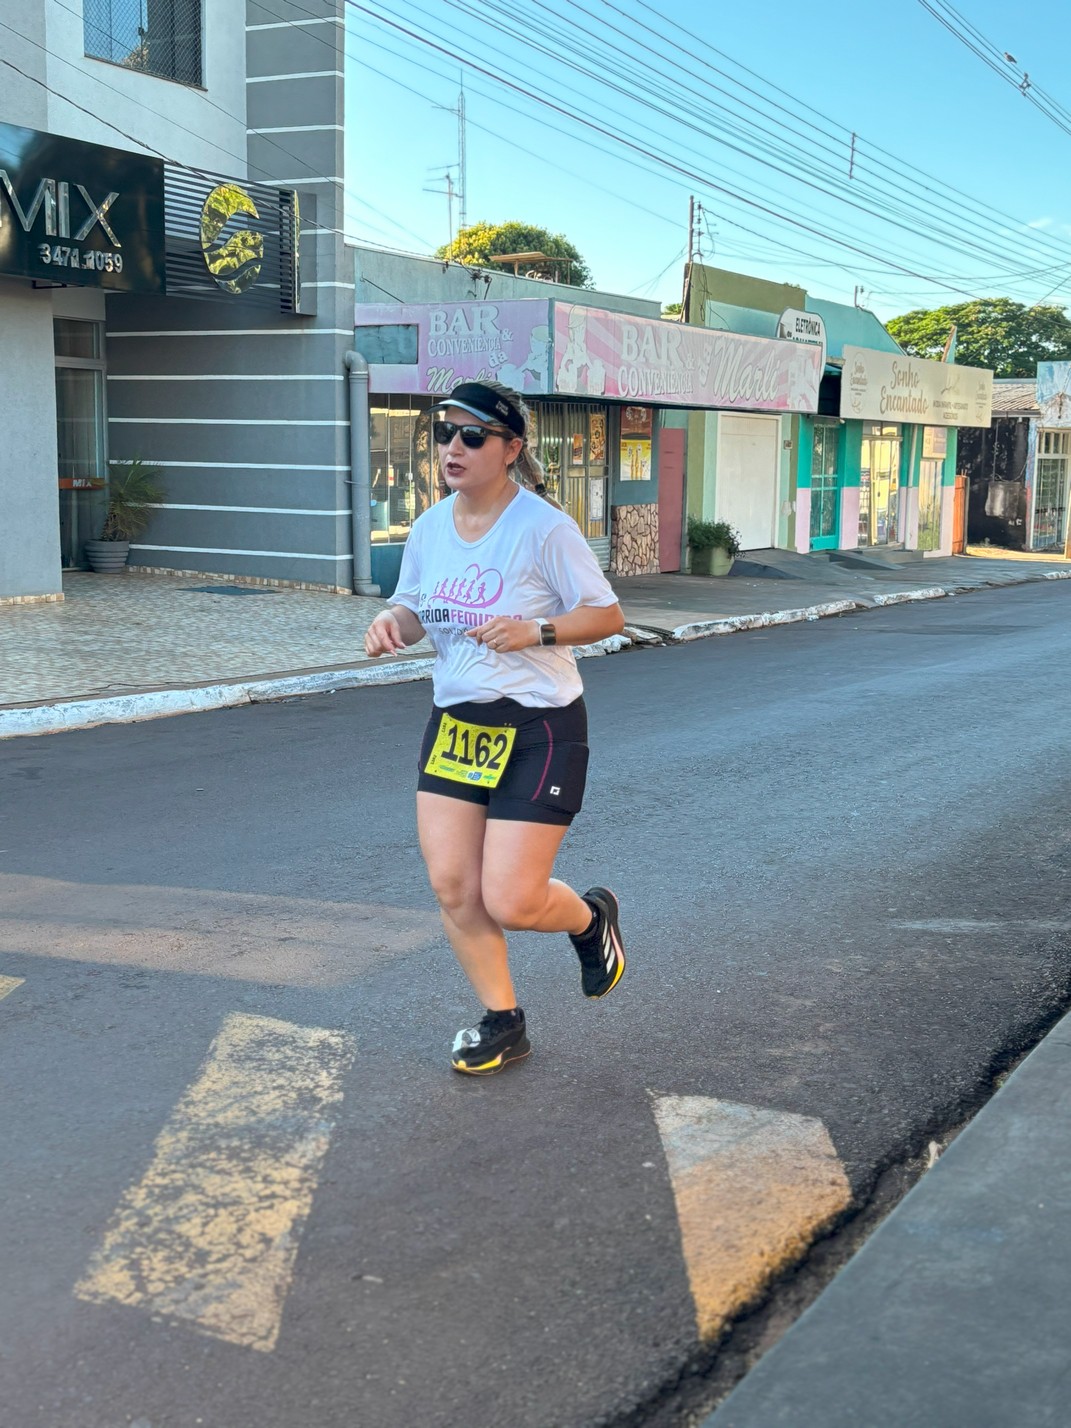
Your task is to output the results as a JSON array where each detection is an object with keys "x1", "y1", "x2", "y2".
[
  {"x1": 689, "y1": 545, "x2": 736, "y2": 577},
  {"x1": 84, "y1": 539, "x2": 131, "y2": 573}
]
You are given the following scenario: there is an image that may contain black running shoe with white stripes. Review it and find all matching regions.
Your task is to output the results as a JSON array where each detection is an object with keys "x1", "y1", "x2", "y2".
[
  {"x1": 570, "y1": 887, "x2": 626, "y2": 999},
  {"x1": 451, "y1": 1008, "x2": 530, "y2": 1075}
]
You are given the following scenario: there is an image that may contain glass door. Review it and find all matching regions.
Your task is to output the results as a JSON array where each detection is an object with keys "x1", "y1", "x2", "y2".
[
  {"x1": 809, "y1": 421, "x2": 841, "y2": 551},
  {"x1": 369, "y1": 397, "x2": 436, "y2": 544},
  {"x1": 917, "y1": 427, "x2": 946, "y2": 552},
  {"x1": 54, "y1": 320, "x2": 107, "y2": 568},
  {"x1": 917, "y1": 460, "x2": 942, "y2": 550},
  {"x1": 531, "y1": 401, "x2": 610, "y2": 567},
  {"x1": 859, "y1": 423, "x2": 902, "y2": 546}
]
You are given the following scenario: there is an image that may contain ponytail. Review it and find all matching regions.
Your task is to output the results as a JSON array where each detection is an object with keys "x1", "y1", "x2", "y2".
[{"x1": 476, "y1": 379, "x2": 564, "y2": 510}]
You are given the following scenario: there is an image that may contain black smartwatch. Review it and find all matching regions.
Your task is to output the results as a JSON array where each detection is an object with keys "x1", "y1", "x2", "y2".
[{"x1": 535, "y1": 618, "x2": 557, "y2": 646}]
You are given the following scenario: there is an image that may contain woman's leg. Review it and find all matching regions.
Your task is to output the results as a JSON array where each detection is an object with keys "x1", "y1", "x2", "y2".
[
  {"x1": 480, "y1": 818, "x2": 593, "y2": 935},
  {"x1": 416, "y1": 791, "x2": 517, "y2": 1010}
]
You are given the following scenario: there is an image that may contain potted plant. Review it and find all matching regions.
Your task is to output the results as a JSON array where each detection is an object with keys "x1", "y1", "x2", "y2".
[
  {"x1": 84, "y1": 458, "x2": 165, "y2": 573},
  {"x1": 687, "y1": 517, "x2": 741, "y2": 576}
]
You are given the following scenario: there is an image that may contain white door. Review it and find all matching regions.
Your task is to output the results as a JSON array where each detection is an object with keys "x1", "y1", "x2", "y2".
[{"x1": 715, "y1": 414, "x2": 780, "y2": 550}]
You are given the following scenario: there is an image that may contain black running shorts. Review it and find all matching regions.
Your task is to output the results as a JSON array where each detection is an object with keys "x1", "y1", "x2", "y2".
[{"x1": 417, "y1": 695, "x2": 589, "y2": 826}]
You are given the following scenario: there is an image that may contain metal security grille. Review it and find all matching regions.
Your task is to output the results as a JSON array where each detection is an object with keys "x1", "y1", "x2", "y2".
[
  {"x1": 1033, "y1": 430, "x2": 1070, "y2": 550},
  {"x1": 532, "y1": 401, "x2": 610, "y2": 568},
  {"x1": 84, "y1": 0, "x2": 202, "y2": 88}
]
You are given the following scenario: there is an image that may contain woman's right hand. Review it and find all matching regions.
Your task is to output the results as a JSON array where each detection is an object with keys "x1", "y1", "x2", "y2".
[{"x1": 364, "y1": 611, "x2": 406, "y2": 657}]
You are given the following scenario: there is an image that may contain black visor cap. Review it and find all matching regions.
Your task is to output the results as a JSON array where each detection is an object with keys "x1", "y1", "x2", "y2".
[{"x1": 435, "y1": 382, "x2": 526, "y2": 438}]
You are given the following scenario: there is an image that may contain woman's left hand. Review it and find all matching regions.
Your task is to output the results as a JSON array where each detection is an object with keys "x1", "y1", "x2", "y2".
[{"x1": 466, "y1": 617, "x2": 539, "y2": 653}]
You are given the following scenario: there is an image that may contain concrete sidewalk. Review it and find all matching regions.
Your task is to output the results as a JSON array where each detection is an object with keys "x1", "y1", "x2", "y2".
[
  {"x1": 1, "y1": 547, "x2": 1069, "y2": 738},
  {"x1": 702, "y1": 1004, "x2": 1071, "y2": 1428}
]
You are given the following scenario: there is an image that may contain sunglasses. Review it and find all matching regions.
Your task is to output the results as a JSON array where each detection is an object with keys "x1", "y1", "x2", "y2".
[{"x1": 432, "y1": 420, "x2": 514, "y2": 449}]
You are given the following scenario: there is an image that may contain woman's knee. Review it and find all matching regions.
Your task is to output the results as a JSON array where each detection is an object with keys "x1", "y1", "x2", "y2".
[
  {"x1": 428, "y1": 865, "x2": 483, "y2": 919},
  {"x1": 482, "y1": 878, "x2": 547, "y2": 930}
]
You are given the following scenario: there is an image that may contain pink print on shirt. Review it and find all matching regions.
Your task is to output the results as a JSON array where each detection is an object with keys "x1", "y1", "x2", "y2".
[
  {"x1": 420, "y1": 562, "x2": 525, "y2": 631},
  {"x1": 431, "y1": 563, "x2": 504, "y2": 609}
]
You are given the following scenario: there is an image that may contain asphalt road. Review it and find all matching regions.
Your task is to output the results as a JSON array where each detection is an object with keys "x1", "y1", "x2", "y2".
[{"x1": 2, "y1": 582, "x2": 1070, "y2": 1428}]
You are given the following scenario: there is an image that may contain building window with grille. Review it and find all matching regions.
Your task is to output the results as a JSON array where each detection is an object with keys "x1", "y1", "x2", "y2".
[
  {"x1": 1033, "y1": 428, "x2": 1071, "y2": 550},
  {"x1": 84, "y1": 0, "x2": 203, "y2": 88}
]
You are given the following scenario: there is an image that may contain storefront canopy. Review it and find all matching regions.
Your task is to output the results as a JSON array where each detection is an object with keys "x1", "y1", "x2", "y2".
[{"x1": 355, "y1": 298, "x2": 823, "y2": 415}]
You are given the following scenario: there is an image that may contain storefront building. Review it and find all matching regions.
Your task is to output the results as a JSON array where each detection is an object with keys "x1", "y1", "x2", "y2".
[
  {"x1": 354, "y1": 278, "x2": 823, "y2": 594},
  {"x1": 685, "y1": 265, "x2": 994, "y2": 557},
  {"x1": 959, "y1": 365, "x2": 1071, "y2": 552},
  {"x1": 2, "y1": 2, "x2": 354, "y2": 605}
]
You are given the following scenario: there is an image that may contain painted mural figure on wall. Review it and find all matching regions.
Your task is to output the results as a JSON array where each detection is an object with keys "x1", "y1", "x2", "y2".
[{"x1": 557, "y1": 306, "x2": 607, "y2": 395}]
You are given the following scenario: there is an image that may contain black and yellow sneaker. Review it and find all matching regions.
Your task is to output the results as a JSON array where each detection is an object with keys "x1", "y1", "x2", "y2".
[
  {"x1": 451, "y1": 1008, "x2": 530, "y2": 1076},
  {"x1": 570, "y1": 887, "x2": 626, "y2": 999}
]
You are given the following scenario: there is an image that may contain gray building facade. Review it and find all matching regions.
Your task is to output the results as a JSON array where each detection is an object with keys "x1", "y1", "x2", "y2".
[{"x1": 1, "y1": 0, "x2": 354, "y2": 602}]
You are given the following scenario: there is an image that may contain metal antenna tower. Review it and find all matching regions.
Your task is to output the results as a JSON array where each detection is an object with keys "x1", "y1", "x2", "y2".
[{"x1": 458, "y1": 77, "x2": 468, "y2": 234}]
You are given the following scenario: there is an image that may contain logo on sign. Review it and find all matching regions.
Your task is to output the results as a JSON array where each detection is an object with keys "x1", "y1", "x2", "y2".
[{"x1": 201, "y1": 184, "x2": 264, "y2": 294}]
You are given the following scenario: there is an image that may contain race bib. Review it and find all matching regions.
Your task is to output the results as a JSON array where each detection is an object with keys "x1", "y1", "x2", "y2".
[{"x1": 423, "y1": 713, "x2": 518, "y2": 789}]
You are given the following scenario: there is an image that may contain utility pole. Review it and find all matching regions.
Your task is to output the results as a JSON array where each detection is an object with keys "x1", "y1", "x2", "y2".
[
  {"x1": 680, "y1": 195, "x2": 698, "y2": 321},
  {"x1": 424, "y1": 168, "x2": 457, "y2": 250}
]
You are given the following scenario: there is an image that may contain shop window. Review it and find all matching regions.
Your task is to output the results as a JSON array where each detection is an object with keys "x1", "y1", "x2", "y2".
[
  {"x1": 532, "y1": 401, "x2": 609, "y2": 549},
  {"x1": 84, "y1": 0, "x2": 203, "y2": 88},
  {"x1": 620, "y1": 406, "x2": 653, "y2": 482},
  {"x1": 369, "y1": 397, "x2": 436, "y2": 543}
]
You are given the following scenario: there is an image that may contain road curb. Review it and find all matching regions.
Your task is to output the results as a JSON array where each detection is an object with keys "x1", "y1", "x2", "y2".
[
  {"x1": 671, "y1": 600, "x2": 861, "y2": 642},
  {"x1": 0, "y1": 658, "x2": 437, "y2": 740},
  {"x1": 2, "y1": 569, "x2": 1069, "y2": 739}
]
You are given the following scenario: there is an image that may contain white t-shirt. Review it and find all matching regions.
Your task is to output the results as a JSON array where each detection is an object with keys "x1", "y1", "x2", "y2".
[{"x1": 392, "y1": 486, "x2": 618, "y2": 708}]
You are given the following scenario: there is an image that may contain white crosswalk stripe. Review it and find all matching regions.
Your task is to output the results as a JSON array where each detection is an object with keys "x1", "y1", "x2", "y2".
[
  {"x1": 75, "y1": 1012, "x2": 355, "y2": 1352},
  {"x1": 0, "y1": 975, "x2": 24, "y2": 1002},
  {"x1": 652, "y1": 1093, "x2": 851, "y2": 1341}
]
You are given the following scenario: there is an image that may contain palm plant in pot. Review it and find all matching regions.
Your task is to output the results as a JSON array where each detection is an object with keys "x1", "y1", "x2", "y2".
[
  {"x1": 84, "y1": 458, "x2": 164, "y2": 573},
  {"x1": 687, "y1": 516, "x2": 741, "y2": 576}
]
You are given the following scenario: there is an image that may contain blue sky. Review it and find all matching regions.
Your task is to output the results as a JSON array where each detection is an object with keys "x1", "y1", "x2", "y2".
[{"x1": 343, "y1": 1, "x2": 1071, "y2": 320}]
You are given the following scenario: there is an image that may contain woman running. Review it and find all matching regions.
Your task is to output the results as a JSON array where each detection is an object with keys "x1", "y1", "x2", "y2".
[{"x1": 364, "y1": 379, "x2": 627, "y2": 1075}]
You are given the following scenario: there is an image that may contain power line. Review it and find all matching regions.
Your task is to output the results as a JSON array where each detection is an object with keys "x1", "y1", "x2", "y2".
[{"x1": 350, "y1": 0, "x2": 1062, "y2": 302}]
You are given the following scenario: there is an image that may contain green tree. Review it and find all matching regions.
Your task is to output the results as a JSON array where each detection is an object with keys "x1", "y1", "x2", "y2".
[
  {"x1": 886, "y1": 298, "x2": 1071, "y2": 377},
  {"x1": 436, "y1": 221, "x2": 593, "y2": 288},
  {"x1": 662, "y1": 301, "x2": 683, "y2": 318}
]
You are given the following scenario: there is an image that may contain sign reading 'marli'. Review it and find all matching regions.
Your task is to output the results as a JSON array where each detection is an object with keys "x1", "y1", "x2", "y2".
[
  {"x1": 0, "y1": 122, "x2": 165, "y2": 292},
  {"x1": 554, "y1": 304, "x2": 822, "y2": 413}
]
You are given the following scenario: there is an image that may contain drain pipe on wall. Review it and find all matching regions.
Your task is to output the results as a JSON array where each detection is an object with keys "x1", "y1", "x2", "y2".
[{"x1": 344, "y1": 349, "x2": 381, "y2": 596}]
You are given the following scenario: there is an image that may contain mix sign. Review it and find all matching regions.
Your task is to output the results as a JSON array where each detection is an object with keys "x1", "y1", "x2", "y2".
[{"x1": 0, "y1": 121, "x2": 164, "y2": 292}]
